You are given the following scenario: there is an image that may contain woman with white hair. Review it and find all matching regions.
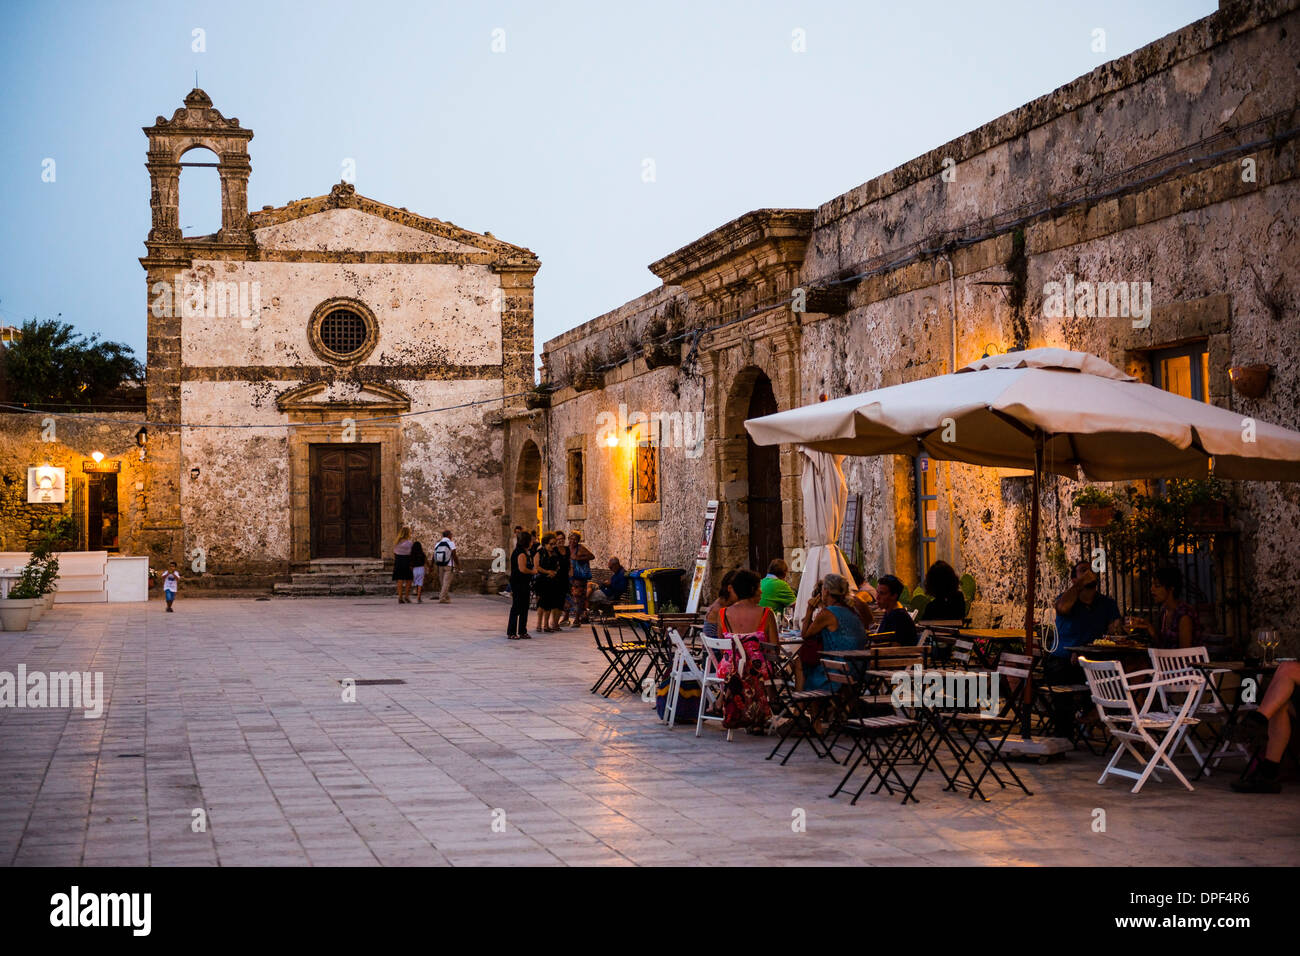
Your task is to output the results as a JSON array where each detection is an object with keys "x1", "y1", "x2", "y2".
[{"x1": 800, "y1": 573, "x2": 868, "y2": 691}]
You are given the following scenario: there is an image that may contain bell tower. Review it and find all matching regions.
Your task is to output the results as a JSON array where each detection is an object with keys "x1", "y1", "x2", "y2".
[{"x1": 138, "y1": 90, "x2": 254, "y2": 568}]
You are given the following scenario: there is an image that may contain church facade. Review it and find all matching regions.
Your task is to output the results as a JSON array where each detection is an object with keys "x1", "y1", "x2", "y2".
[{"x1": 136, "y1": 90, "x2": 538, "y2": 586}]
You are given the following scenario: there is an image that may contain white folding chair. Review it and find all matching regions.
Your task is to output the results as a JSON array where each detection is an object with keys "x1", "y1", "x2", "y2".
[
  {"x1": 1148, "y1": 645, "x2": 1249, "y2": 773},
  {"x1": 697, "y1": 635, "x2": 735, "y2": 740},
  {"x1": 663, "y1": 628, "x2": 704, "y2": 727},
  {"x1": 1080, "y1": 657, "x2": 1204, "y2": 794}
]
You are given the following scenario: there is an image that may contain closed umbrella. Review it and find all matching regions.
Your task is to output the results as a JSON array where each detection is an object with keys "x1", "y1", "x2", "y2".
[
  {"x1": 793, "y1": 448, "x2": 856, "y2": 622},
  {"x1": 746, "y1": 348, "x2": 1300, "y2": 735}
]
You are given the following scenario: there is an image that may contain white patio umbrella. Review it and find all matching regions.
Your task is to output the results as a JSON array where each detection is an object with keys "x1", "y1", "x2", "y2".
[
  {"x1": 746, "y1": 347, "x2": 1300, "y2": 734},
  {"x1": 793, "y1": 448, "x2": 856, "y2": 622}
]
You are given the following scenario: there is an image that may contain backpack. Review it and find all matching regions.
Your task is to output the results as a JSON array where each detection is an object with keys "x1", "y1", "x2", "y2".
[{"x1": 433, "y1": 539, "x2": 453, "y2": 566}]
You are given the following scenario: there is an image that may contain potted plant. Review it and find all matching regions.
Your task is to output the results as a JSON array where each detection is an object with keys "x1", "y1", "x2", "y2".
[
  {"x1": 572, "y1": 345, "x2": 606, "y2": 392},
  {"x1": 1, "y1": 563, "x2": 43, "y2": 632},
  {"x1": 642, "y1": 313, "x2": 681, "y2": 369},
  {"x1": 1072, "y1": 486, "x2": 1117, "y2": 527},
  {"x1": 1168, "y1": 477, "x2": 1231, "y2": 530},
  {"x1": 524, "y1": 383, "x2": 553, "y2": 410},
  {"x1": 30, "y1": 537, "x2": 59, "y2": 610}
]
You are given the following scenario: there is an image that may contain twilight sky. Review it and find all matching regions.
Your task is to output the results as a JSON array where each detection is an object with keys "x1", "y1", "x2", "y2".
[{"x1": 0, "y1": 0, "x2": 1214, "y2": 368}]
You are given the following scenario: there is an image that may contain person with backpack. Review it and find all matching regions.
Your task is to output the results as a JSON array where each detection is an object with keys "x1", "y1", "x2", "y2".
[
  {"x1": 433, "y1": 530, "x2": 458, "y2": 604},
  {"x1": 409, "y1": 538, "x2": 428, "y2": 603}
]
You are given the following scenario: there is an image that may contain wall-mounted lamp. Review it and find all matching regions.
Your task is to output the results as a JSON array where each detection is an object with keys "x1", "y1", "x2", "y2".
[
  {"x1": 190, "y1": 467, "x2": 200, "y2": 480},
  {"x1": 91, "y1": 450, "x2": 105, "y2": 464},
  {"x1": 980, "y1": 343, "x2": 1002, "y2": 360},
  {"x1": 135, "y1": 427, "x2": 149, "y2": 461},
  {"x1": 604, "y1": 433, "x2": 619, "y2": 448}
]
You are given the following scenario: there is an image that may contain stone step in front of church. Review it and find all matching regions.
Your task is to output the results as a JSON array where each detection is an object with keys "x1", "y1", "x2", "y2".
[{"x1": 274, "y1": 558, "x2": 395, "y2": 596}]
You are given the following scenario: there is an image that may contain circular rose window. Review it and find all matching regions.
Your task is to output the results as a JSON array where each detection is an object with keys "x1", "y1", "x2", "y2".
[{"x1": 308, "y1": 298, "x2": 378, "y2": 364}]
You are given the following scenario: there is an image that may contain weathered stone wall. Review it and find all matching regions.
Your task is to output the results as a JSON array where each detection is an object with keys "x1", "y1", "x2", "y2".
[
  {"x1": 798, "y1": 0, "x2": 1300, "y2": 629},
  {"x1": 0, "y1": 413, "x2": 149, "y2": 555}
]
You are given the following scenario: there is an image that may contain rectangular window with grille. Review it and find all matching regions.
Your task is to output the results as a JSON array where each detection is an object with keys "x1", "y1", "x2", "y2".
[
  {"x1": 567, "y1": 449, "x2": 584, "y2": 506},
  {"x1": 636, "y1": 443, "x2": 658, "y2": 504}
]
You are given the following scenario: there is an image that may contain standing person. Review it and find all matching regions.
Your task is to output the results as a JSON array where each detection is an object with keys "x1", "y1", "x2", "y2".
[
  {"x1": 506, "y1": 530, "x2": 536, "y2": 640},
  {"x1": 433, "y1": 530, "x2": 458, "y2": 604},
  {"x1": 393, "y1": 527, "x2": 414, "y2": 604},
  {"x1": 500, "y1": 526, "x2": 523, "y2": 596},
  {"x1": 553, "y1": 531, "x2": 572, "y2": 627},
  {"x1": 528, "y1": 533, "x2": 542, "y2": 612},
  {"x1": 567, "y1": 532, "x2": 595, "y2": 628},
  {"x1": 410, "y1": 538, "x2": 428, "y2": 603},
  {"x1": 535, "y1": 533, "x2": 564, "y2": 632},
  {"x1": 162, "y1": 562, "x2": 181, "y2": 612}
]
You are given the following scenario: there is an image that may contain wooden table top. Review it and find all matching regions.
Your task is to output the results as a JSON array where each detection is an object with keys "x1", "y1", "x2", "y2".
[
  {"x1": 616, "y1": 612, "x2": 655, "y2": 622},
  {"x1": 960, "y1": 628, "x2": 1026, "y2": 641}
]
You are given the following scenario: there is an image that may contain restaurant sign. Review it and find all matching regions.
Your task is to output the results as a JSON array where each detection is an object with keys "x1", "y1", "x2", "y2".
[{"x1": 81, "y1": 459, "x2": 121, "y2": 474}]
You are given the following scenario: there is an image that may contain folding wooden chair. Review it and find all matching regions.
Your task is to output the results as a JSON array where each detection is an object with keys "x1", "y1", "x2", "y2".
[
  {"x1": 946, "y1": 653, "x2": 1034, "y2": 799},
  {"x1": 664, "y1": 628, "x2": 705, "y2": 727},
  {"x1": 1081, "y1": 657, "x2": 1204, "y2": 794},
  {"x1": 1148, "y1": 646, "x2": 1245, "y2": 774},
  {"x1": 763, "y1": 649, "x2": 836, "y2": 765},
  {"x1": 697, "y1": 635, "x2": 735, "y2": 740},
  {"x1": 589, "y1": 624, "x2": 647, "y2": 698}
]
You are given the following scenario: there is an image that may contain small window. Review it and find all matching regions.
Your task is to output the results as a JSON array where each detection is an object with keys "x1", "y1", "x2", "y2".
[
  {"x1": 308, "y1": 298, "x2": 378, "y2": 365},
  {"x1": 1152, "y1": 342, "x2": 1208, "y2": 402},
  {"x1": 636, "y1": 442, "x2": 658, "y2": 505},
  {"x1": 319, "y1": 309, "x2": 368, "y2": 358},
  {"x1": 567, "y1": 449, "x2": 585, "y2": 506}
]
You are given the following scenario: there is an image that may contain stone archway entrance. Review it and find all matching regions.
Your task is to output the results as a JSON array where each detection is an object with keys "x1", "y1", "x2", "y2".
[
  {"x1": 718, "y1": 366, "x2": 784, "y2": 576},
  {"x1": 514, "y1": 440, "x2": 543, "y2": 536}
]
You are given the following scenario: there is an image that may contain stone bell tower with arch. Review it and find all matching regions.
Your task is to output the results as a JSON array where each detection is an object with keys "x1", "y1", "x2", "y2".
[{"x1": 138, "y1": 89, "x2": 255, "y2": 566}]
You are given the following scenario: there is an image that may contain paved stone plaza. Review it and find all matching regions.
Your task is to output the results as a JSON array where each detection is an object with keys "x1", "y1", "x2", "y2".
[{"x1": 1, "y1": 596, "x2": 1295, "y2": 867}]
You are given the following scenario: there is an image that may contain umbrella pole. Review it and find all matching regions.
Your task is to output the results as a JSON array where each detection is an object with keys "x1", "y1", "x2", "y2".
[{"x1": 1022, "y1": 434, "x2": 1044, "y2": 738}]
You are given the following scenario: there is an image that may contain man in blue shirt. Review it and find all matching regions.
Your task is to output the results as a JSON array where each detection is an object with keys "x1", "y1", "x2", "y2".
[
  {"x1": 1046, "y1": 559, "x2": 1122, "y2": 736},
  {"x1": 1053, "y1": 560, "x2": 1122, "y2": 657},
  {"x1": 587, "y1": 557, "x2": 628, "y2": 613}
]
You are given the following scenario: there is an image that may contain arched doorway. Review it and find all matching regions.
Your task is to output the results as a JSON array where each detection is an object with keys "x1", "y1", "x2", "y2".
[
  {"x1": 719, "y1": 367, "x2": 784, "y2": 576},
  {"x1": 513, "y1": 440, "x2": 543, "y2": 537}
]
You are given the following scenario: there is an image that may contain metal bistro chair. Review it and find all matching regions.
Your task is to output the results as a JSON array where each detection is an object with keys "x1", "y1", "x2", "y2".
[
  {"x1": 946, "y1": 653, "x2": 1035, "y2": 799},
  {"x1": 823, "y1": 658, "x2": 921, "y2": 805},
  {"x1": 1080, "y1": 657, "x2": 1204, "y2": 794},
  {"x1": 589, "y1": 624, "x2": 648, "y2": 698}
]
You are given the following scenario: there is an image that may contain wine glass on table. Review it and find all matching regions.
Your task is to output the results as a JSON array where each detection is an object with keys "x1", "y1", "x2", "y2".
[{"x1": 1259, "y1": 630, "x2": 1280, "y2": 667}]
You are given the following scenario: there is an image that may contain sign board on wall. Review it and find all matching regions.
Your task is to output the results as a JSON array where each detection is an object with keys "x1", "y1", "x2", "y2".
[
  {"x1": 685, "y1": 499, "x2": 720, "y2": 613},
  {"x1": 27, "y1": 466, "x2": 66, "y2": 503},
  {"x1": 82, "y1": 460, "x2": 121, "y2": 474}
]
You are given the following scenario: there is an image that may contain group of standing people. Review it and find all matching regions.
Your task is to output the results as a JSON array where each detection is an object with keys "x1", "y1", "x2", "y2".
[
  {"x1": 506, "y1": 528, "x2": 608, "y2": 640},
  {"x1": 391, "y1": 526, "x2": 459, "y2": 604}
]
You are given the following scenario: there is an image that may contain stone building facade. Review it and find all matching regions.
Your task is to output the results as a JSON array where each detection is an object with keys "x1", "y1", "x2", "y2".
[
  {"x1": 0, "y1": 90, "x2": 540, "y2": 590},
  {"x1": 525, "y1": 0, "x2": 1300, "y2": 633}
]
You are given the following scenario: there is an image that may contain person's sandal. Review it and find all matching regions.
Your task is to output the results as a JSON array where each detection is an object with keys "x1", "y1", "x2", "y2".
[{"x1": 520, "y1": 633, "x2": 533, "y2": 639}]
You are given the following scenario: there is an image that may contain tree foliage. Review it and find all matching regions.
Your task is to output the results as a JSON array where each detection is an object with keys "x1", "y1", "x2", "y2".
[{"x1": 1, "y1": 317, "x2": 143, "y2": 407}]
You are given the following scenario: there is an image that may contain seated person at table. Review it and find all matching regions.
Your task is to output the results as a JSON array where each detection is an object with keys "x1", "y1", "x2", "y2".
[
  {"x1": 1046, "y1": 560, "x2": 1122, "y2": 733},
  {"x1": 872, "y1": 574, "x2": 917, "y2": 645},
  {"x1": 759, "y1": 559, "x2": 797, "y2": 612},
  {"x1": 703, "y1": 569, "x2": 739, "y2": 639},
  {"x1": 800, "y1": 574, "x2": 868, "y2": 691},
  {"x1": 918, "y1": 560, "x2": 967, "y2": 622},
  {"x1": 1130, "y1": 566, "x2": 1201, "y2": 650},
  {"x1": 586, "y1": 557, "x2": 629, "y2": 612},
  {"x1": 1234, "y1": 661, "x2": 1300, "y2": 793}
]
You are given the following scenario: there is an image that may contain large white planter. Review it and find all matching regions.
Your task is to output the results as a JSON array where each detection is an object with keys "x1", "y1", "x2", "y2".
[
  {"x1": 0, "y1": 599, "x2": 37, "y2": 632},
  {"x1": 27, "y1": 600, "x2": 44, "y2": 622},
  {"x1": 43, "y1": 592, "x2": 55, "y2": 610}
]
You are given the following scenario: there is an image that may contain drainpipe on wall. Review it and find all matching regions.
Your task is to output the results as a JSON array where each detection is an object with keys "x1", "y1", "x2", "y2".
[{"x1": 938, "y1": 254, "x2": 958, "y2": 373}]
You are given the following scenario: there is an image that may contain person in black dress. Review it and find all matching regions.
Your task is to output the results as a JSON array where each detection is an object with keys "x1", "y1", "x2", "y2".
[
  {"x1": 507, "y1": 531, "x2": 536, "y2": 640},
  {"x1": 535, "y1": 534, "x2": 565, "y2": 632}
]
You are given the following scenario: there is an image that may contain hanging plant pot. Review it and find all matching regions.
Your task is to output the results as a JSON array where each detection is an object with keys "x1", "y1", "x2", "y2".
[
  {"x1": 1078, "y1": 505, "x2": 1115, "y2": 528},
  {"x1": 573, "y1": 372, "x2": 604, "y2": 392},
  {"x1": 1187, "y1": 500, "x2": 1229, "y2": 530},
  {"x1": 524, "y1": 389, "x2": 552, "y2": 410},
  {"x1": 645, "y1": 342, "x2": 682, "y2": 369},
  {"x1": 1228, "y1": 364, "x2": 1270, "y2": 399}
]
